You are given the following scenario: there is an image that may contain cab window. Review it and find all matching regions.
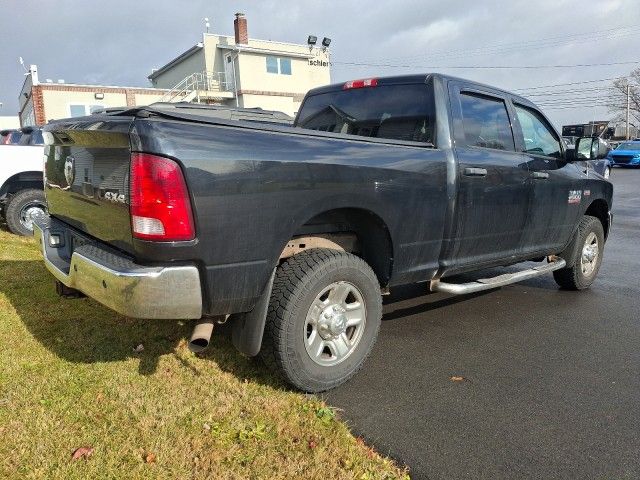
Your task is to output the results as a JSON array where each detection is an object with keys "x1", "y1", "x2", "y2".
[
  {"x1": 514, "y1": 104, "x2": 562, "y2": 158},
  {"x1": 459, "y1": 92, "x2": 515, "y2": 151}
]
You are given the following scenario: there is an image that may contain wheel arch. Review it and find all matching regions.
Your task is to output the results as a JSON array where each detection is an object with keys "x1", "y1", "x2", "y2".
[
  {"x1": 584, "y1": 198, "x2": 610, "y2": 239},
  {"x1": 284, "y1": 207, "x2": 394, "y2": 287},
  {"x1": 0, "y1": 171, "x2": 44, "y2": 198}
]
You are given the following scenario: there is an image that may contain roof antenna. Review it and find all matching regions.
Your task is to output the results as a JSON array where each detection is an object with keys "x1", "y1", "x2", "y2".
[
  {"x1": 204, "y1": 17, "x2": 210, "y2": 33},
  {"x1": 18, "y1": 56, "x2": 28, "y2": 73}
]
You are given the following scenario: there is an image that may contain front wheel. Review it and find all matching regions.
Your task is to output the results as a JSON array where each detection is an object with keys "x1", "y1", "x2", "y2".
[
  {"x1": 260, "y1": 248, "x2": 382, "y2": 392},
  {"x1": 553, "y1": 215, "x2": 605, "y2": 290},
  {"x1": 5, "y1": 189, "x2": 47, "y2": 236}
]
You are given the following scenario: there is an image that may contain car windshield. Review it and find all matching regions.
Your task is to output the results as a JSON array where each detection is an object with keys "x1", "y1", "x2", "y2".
[
  {"x1": 8, "y1": 131, "x2": 23, "y2": 144},
  {"x1": 615, "y1": 142, "x2": 640, "y2": 151}
]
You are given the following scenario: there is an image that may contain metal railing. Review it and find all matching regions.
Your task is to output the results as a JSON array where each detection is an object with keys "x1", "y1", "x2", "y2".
[{"x1": 159, "y1": 71, "x2": 234, "y2": 103}]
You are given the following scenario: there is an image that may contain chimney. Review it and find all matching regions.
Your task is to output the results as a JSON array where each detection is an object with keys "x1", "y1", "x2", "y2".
[{"x1": 234, "y1": 12, "x2": 248, "y2": 44}]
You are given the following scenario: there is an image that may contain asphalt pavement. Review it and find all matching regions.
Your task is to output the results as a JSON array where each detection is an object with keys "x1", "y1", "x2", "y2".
[{"x1": 326, "y1": 169, "x2": 640, "y2": 479}]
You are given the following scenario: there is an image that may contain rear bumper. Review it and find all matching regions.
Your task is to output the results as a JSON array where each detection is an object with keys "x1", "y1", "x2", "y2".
[{"x1": 33, "y1": 218, "x2": 203, "y2": 319}]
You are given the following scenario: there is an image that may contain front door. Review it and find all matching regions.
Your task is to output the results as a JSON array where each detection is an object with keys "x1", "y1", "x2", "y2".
[
  {"x1": 510, "y1": 101, "x2": 584, "y2": 253},
  {"x1": 446, "y1": 84, "x2": 531, "y2": 269}
]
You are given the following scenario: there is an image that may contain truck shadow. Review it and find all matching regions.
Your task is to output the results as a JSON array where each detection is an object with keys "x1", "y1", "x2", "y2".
[
  {"x1": 0, "y1": 259, "x2": 279, "y2": 387},
  {"x1": 1, "y1": 258, "x2": 562, "y2": 387}
]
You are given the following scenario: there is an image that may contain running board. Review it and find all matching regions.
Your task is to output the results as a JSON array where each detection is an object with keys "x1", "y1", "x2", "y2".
[{"x1": 430, "y1": 258, "x2": 566, "y2": 295}]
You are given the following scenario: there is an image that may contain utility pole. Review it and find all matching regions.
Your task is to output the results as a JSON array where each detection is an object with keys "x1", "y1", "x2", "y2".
[{"x1": 626, "y1": 83, "x2": 631, "y2": 140}]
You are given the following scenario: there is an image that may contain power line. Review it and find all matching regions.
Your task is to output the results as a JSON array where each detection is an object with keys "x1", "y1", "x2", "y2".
[
  {"x1": 524, "y1": 87, "x2": 614, "y2": 97},
  {"x1": 333, "y1": 60, "x2": 640, "y2": 70},
  {"x1": 513, "y1": 76, "x2": 628, "y2": 92},
  {"x1": 358, "y1": 24, "x2": 640, "y2": 63}
]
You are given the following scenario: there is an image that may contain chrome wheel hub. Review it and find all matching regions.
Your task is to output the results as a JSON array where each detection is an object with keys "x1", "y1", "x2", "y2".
[
  {"x1": 580, "y1": 232, "x2": 599, "y2": 276},
  {"x1": 304, "y1": 281, "x2": 366, "y2": 367},
  {"x1": 317, "y1": 305, "x2": 348, "y2": 339},
  {"x1": 20, "y1": 203, "x2": 46, "y2": 231}
]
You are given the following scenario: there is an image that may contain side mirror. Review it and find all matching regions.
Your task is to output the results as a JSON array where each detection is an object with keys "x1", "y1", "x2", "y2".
[{"x1": 575, "y1": 137, "x2": 610, "y2": 160}]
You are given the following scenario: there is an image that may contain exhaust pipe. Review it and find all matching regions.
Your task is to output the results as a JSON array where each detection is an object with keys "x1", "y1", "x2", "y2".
[{"x1": 188, "y1": 320, "x2": 214, "y2": 353}]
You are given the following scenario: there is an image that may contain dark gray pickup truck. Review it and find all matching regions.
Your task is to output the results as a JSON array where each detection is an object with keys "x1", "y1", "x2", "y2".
[{"x1": 35, "y1": 74, "x2": 613, "y2": 392}]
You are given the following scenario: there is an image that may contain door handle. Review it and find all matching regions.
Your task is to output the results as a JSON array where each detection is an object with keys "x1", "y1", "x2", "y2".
[
  {"x1": 464, "y1": 167, "x2": 488, "y2": 177},
  {"x1": 531, "y1": 171, "x2": 549, "y2": 179}
]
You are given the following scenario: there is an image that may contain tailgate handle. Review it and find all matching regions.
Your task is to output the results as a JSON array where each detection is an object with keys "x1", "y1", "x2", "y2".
[
  {"x1": 463, "y1": 167, "x2": 488, "y2": 177},
  {"x1": 532, "y1": 171, "x2": 549, "y2": 179}
]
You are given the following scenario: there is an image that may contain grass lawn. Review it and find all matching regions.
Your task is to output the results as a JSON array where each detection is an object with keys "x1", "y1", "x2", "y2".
[{"x1": 0, "y1": 227, "x2": 407, "y2": 479}]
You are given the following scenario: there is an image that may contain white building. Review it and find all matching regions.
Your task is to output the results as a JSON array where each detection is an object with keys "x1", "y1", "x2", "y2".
[
  {"x1": 18, "y1": 65, "x2": 168, "y2": 127},
  {"x1": 148, "y1": 13, "x2": 332, "y2": 116}
]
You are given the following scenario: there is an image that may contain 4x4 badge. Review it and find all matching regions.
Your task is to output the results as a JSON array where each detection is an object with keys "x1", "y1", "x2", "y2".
[{"x1": 64, "y1": 155, "x2": 75, "y2": 186}]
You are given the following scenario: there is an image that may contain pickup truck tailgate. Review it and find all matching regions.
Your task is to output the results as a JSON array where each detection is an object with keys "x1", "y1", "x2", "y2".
[{"x1": 44, "y1": 116, "x2": 134, "y2": 252}]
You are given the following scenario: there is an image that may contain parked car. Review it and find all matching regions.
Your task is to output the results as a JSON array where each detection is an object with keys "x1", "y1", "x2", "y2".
[
  {"x1": 0, "y1": 126, "x2": 47, "y2": 235},
  {"x1": 590, "y1": 157, "x2": 612, "y2": 179},
  {"x1": 606, "y1": 141, "x2": 640, "y2": 167},
  {"x1": 34, "y1": 74, "x2": 612, "y2": 392}
]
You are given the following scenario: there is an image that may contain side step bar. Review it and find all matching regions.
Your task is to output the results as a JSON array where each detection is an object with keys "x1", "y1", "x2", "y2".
[{"x1": 430, "y1": 258, "x2": 566, "y2": 295}]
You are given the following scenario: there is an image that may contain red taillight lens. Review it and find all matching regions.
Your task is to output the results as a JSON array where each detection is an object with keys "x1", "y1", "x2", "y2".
[
  {"x1": 343, "y1": 78, "x2": 378, "y2": 90},
  {"x1": 130, "y1": 153, "x2": 195, "y2": 241}
]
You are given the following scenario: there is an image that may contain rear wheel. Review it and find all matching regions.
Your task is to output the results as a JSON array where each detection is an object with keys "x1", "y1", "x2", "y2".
[
  {"x1": 260, "y1": 248, "x2": 382, "y2": 392},
  {"x1": 553, "y1": 215, "x2": 604, "y2": 290},
  {"x1": 5, "y1": 189, "x2": 47, "y2": 236}
]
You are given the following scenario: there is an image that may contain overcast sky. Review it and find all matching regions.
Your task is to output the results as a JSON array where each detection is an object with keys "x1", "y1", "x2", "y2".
[{"x1": 1, "y1": 0, "x2": 638, "y2": 127}]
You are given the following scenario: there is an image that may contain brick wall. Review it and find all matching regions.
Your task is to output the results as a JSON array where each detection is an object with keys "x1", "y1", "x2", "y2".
[{"x1": 32, "y1": 86, "x2": 46, "y2": 126}]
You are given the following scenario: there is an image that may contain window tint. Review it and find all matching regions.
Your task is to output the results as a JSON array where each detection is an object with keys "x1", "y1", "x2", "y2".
[
  {"x1": 69, "y1": 105, "x2": 86, "y2": 117},
  {"x1": 30, "y1": 130, "x2": 44, "y2": 145},
  {"x1": 296, "y1": 84, "x2": 435, "y2": 144},
  {"x1": 514, "y1": 104, "x2": 561, "y2": 158},
  {"x1": 460, "y1": 93, "x2": 514, "y2": 151},
  {"x1": 8, "y1": 131, "x2": 23, "y2": 144},
  {"x1": 266, "y1": 56, "x2": 278, "y2": 74}
]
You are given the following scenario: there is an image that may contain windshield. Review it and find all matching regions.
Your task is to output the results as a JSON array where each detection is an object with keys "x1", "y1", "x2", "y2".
[
  {"x1": 296, "y1": 83, "x2": 435, "y2": 144},
  {"x1": 8, "y1": 131, "x2": 23, "y2": 144},
  {"x1": 615, "y1": 142, "x2": 640, "y2": 151}
]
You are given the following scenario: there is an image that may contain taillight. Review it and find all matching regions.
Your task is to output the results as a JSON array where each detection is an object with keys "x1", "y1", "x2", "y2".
[
  {"x1": 130, "y1": 153, "x2": 195, "y2": 241},
  {"x1": 343, "y1": 78, "x2": 378, "y2": 90}
]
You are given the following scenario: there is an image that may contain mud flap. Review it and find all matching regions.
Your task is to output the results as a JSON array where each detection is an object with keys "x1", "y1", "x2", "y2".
[{"x1": 231, "y1": 269, "x2": 276, "y2": 357}]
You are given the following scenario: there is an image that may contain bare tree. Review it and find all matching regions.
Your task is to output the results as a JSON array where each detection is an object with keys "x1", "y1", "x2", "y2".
[{"x1": 608, "y1": 68, "x2": 640, "y2": 129}]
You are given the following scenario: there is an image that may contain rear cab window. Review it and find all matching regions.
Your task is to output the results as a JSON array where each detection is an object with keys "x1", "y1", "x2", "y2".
[{"x1": 295, "y1": 81, "x2": 436, "y2": 144}]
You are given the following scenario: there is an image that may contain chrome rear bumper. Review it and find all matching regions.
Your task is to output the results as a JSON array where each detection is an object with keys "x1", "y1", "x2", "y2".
[{"x1": 33, "y1": 219, "x2": 202, "y2": 319}]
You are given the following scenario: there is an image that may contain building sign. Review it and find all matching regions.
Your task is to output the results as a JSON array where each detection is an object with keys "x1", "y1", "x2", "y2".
[{"x1": 308, "y1": 59, "x2": 330, "y2": 68}]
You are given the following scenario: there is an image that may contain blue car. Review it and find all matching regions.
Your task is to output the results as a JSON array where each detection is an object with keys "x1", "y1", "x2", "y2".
[{"x1": 607, "y1": 141, "x2": 640, "y2": 168}]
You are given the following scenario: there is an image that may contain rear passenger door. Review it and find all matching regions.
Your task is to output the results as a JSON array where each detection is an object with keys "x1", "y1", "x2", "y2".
[{"x1": 447, "y1": 84, "x2": 530, "y2": 267}]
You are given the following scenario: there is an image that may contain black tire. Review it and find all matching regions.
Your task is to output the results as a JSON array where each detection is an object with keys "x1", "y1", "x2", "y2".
[
  {"x1": 260, "y1": 248, "x2": 382, "y2": 392},
  {"x1": 5, "y1": 189, "x2": 47, "y2": 236},
  {"x1": 553, "y1": 215, "x2": 605, "y2": 290}
]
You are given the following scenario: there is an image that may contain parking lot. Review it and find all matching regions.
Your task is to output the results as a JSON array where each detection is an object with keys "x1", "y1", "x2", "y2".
[{"x1": 327, "y1": 169, "x2": 640, "y2": 479}]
